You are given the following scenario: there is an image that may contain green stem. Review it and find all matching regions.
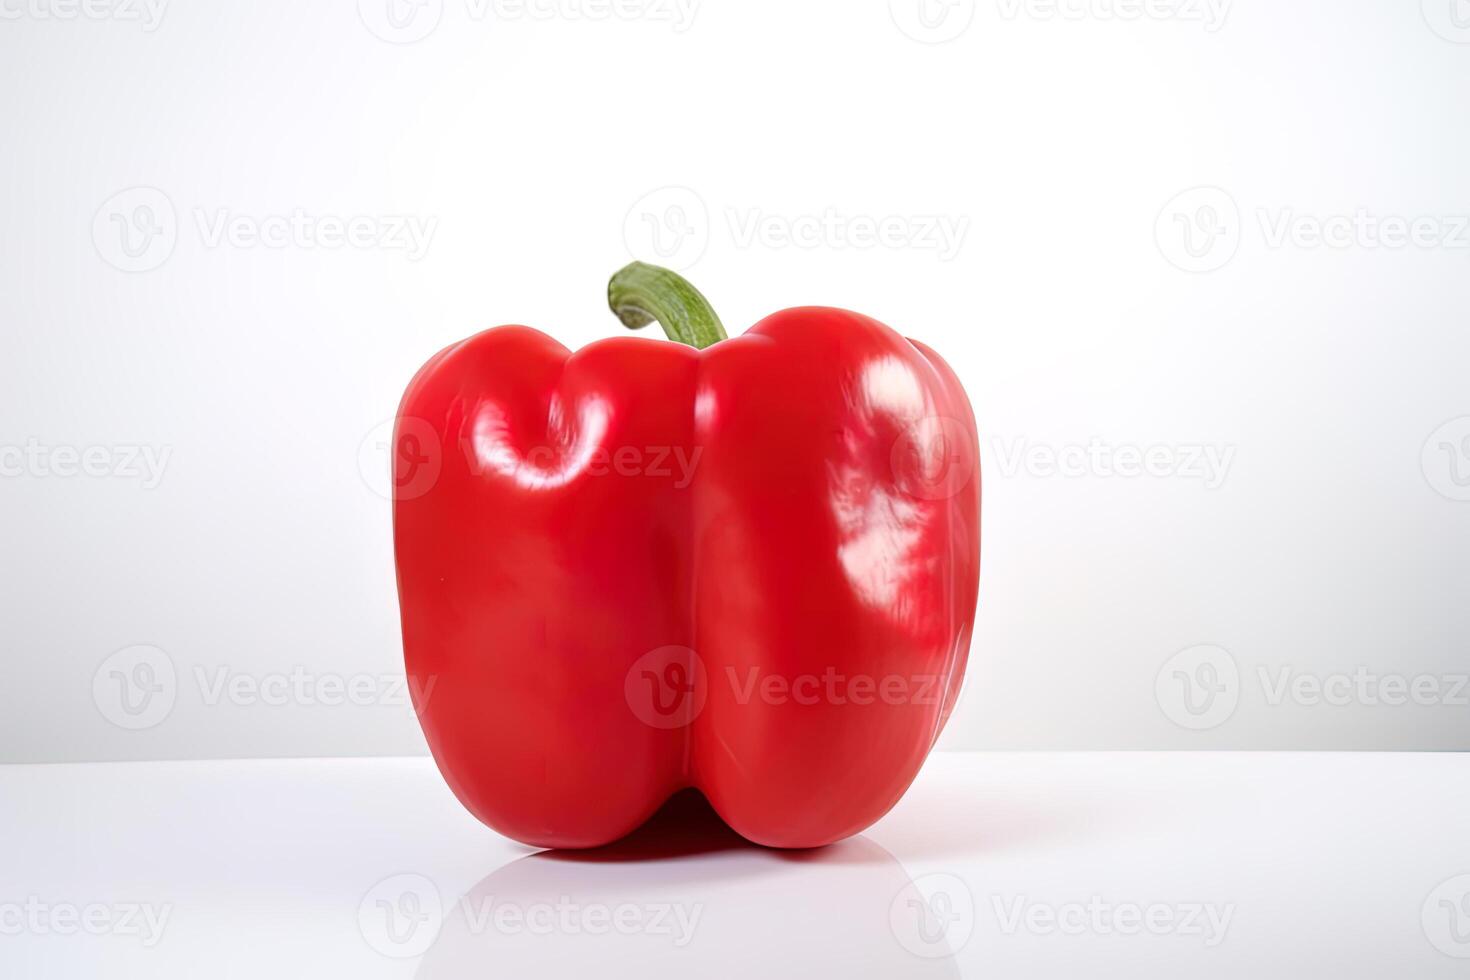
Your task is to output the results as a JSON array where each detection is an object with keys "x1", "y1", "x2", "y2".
[{"x1": 607, "y1": 261, "x2": 728, "y2": 350}]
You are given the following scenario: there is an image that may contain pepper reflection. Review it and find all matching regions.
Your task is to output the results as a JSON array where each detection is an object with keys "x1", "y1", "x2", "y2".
[{"x1": 414, "y1": 790, "x2": 966, "y2": 978}]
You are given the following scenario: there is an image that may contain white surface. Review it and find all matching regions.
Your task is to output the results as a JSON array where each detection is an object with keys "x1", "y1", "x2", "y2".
[
  {"x1": 3, "y1": 751, "x2": 1468, "y2": 977},
  {"x1": 1, "y1": 2, "x2": 1468, "y2": 763}
]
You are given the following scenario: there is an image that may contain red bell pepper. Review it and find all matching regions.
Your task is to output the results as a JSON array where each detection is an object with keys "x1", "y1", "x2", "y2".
[{"x1": 393, "y1": 263, "x2": 980, "y2": 848}]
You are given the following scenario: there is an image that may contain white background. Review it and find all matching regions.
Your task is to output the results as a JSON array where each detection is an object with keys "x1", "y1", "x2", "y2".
[
  {"x1": 8, "y1": 753, "x2": 1470, "y2": 977},
  {"x1": 1, "y1": 0, "x2": 1468, "y2": 763}
]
